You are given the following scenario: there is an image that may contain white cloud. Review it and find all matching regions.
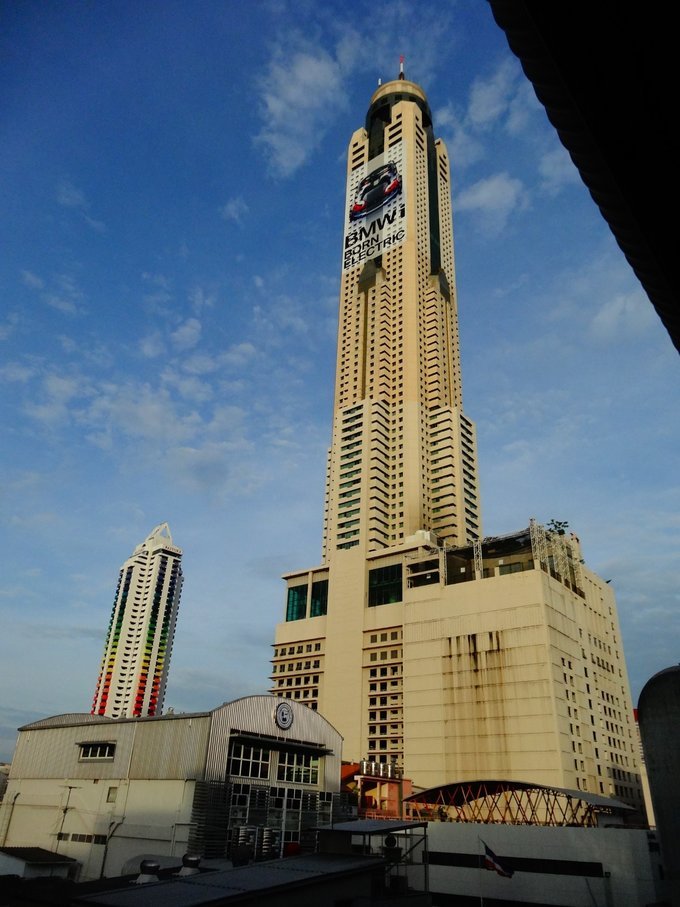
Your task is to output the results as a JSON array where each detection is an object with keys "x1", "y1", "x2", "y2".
[
  {"x1": 142, "y1": 272, "x2": 172, "y2": 289},
  {"x1": 82, "y1": 382, "x2": 202, "y2": 444},
  {"x1": 435, "y1": 104, "x2": 485, "y2": 169},
  {"x1": 589, "y1": 290, "x2": 658, "y2": 342},
  {"x1": 57, "y1": 180, "x2": 88, "y2": 208},
  {"x1": 24, "y1": 397, "x2": 69, "y2": 426},
  {"x1": 140, "y1": 273, "x2": 172, "y2": 311},
  {"x1": 83, "y1": 213, "x2": 106, "y2": 233},
  {"x1": 253, "y1": 297, "x2": 312, "y2": 342},
  {"x1": 0, "y1": 362, "x2": 35, "y2": 382},
  {"x1": 56, "y1": 181, "x2": 106, "y2": 231},
  {"x1": 161, "y1": 369, "x2": 213, "y2": 403},
  {"x1": 9, "y1": 512, "x2": 59, "y2": 530},
  {"x1": 21, "y1": 269, "x2": 84, "y2": 315},
  {"x1": 505, "y1": 79, "x2": 541, "y2": 135},
  {"x1": 44, "y1": 374, "x2": 82, "y2": 402},
  {"x1": 181, "y1": 352, "x2": 222, "y2": 375},
  {"x1": 166, "y1": 441, "x2": 260, "y2": 497},
  {"x1": 189, "y1": 286, "x2": 216, "y2": 312},
  {"x1": 255, "y1": 45, "x2": 347, "y2": 177},
  {"x1": 220, "y1": 197, "x2": 249, "y2": 223},
  {"x1": 171, "y1": 318, "x2": 202, "y2": 350},
  {"x1": 455, "y1": 172, "x2": 528, "y2": 235},
  {"x1": 220, "y1": 342, "x2": 258, "y2": 369},
  {"x1": 252, "y1": 5, "x2": 460, "y2": 178},
  {"x1": 467, "y1": 58, "x2": 521, "y2": 130},
  {"x1": 0, "y1": 315, "x2": 18, "y2": 341},
  {"x1": 538, "y1": 144, "x2": 581, "y2": 195},
  {"x1": 25, "y1": 373, "x2": 90, "y2": 427},
  {"x1": 139, "y1": 333, "x2": 166, "y2": 358},
  {"x1": 204, "y1": 404, "x2": 249, "y2": 438},
  {"x1": 44, "y1": 294, "x2": 78, "y2": 314},
  {"x1": 58, "y1": 335, "x2": 78, "y2": 353},
  {"x1": 436, "y1": 60, "x2": 536, "y2": 173},
  {"x1": 21, "y1": 270, "x2": 45, "y2": 289}
]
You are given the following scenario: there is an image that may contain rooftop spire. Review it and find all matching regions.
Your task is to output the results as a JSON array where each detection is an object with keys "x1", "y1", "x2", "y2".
[{"x1": 399, "y1": 54, "x2": 405, "y2": 80}]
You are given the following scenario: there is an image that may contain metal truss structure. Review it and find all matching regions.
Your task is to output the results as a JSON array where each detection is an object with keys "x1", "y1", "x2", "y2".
[{"x1": 404, "y1": 779, "x2": 633, "y2": 828}]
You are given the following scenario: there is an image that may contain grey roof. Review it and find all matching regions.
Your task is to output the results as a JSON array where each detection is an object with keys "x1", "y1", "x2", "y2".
[
  {"x1": 19, "y1": 713, "x2": 115, "y2": 730},
  {"x1": 317, "y1": 818, "x2": 428, "y2": 834},
  {"x1": 18, "y1": 709, "x2": 211, "y2": 731},
  {"x1": 74, "y1": 854, "x2": 384, "y2": 906},
  {"x1": 0, "y1": 845, "x2": 77, "y2": 864}
]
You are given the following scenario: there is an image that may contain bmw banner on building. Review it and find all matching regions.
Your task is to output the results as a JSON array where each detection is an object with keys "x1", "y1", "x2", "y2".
[{"x1": 342, "y1": 142, "x2": 406, "y2": 270}]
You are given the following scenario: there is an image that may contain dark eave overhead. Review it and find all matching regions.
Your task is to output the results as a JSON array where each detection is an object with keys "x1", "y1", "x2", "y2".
[{"x1": 488, "y1": 1, "x2": 680, "y2": 353}]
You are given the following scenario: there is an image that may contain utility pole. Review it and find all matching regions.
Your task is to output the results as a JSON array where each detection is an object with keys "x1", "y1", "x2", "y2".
[{"x1": 55, "y1": 785, "x2": 80, "y2": 852}]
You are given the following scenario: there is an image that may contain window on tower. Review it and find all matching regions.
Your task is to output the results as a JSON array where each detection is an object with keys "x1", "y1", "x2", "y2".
[
  {"x1": 368, "y1": 564, "x2": 403, "y2": 607},
  {"x1": 286, "y1": 585, "x2": 307, "y2": 621},
  {"x1": 310, "y1": 580, "x2": 328, "y2": 617}
]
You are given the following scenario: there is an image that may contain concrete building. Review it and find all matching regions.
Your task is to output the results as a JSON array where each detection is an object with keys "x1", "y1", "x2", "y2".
[
  {"x1": 0, "y1": 696, "x2": 349, "y2": 881},
  {"x1": 270, "y1": 70, "x2": 644, "y2": 817},
  {"x1": 91, "y1": 523, "x2": 183, "y2": 719},
  {"x1": 422, "y1": 822, "x2": 661, "y2": 907}
]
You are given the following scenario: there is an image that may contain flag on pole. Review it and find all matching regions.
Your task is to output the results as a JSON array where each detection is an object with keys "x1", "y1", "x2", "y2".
[{"x1": 481, "y1": 840, "x2": 514, "y2": 878}]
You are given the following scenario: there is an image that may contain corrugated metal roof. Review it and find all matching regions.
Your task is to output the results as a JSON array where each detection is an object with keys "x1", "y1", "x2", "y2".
[
  {"x1": 19, "y1": 713, "x2": 114, "y2": 730},
  {"x1": 318, "y1": 818, "x2": 428, "y2": 834},
  {"x1": 74, "y1": 854, "x2": 384, "y2": 906}
]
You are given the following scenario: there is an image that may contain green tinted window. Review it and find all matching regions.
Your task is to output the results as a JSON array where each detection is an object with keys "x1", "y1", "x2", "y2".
[
  {"x1": 368, "y1": 564, "x2": 402, "y2": 606},
  {"x1": 310, "y1": 580, "x2": 328, "y2": 617},
  {"x1": 286, "y1": 584, "x2": 307, "y2": 621}
]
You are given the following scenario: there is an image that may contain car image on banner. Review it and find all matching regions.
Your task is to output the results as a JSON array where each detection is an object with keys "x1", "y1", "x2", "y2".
[
  {"x1": 342, "y1": 142, "x2": 407, "y2": 271},
  {"x1": 349, "y1": 161, "x2": 401, "y2": 221}
]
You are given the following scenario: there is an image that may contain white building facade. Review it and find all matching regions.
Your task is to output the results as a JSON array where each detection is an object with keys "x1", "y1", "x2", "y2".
[{"x1": 91, "y1": 523, "x2": 183, "y2": 719}]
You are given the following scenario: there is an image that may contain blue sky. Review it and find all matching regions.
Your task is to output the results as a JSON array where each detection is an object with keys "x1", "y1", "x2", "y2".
[{"x1": 1, "y1": 0, "x2": 677, "y2": 763}]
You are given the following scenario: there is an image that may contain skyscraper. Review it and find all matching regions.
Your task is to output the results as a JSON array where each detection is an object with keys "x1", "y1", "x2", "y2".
[
  {"x1": 271, "y1": 70, "x2": 643, "y2": 812},
  {"x1": 91, "y1": 523, "x2": 183, "y2": 719}
]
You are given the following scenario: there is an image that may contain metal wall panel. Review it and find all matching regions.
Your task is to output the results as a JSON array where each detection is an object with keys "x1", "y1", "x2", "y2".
[
  {"x1": 9, "y1": 698, "x2": 341, "y2": 788},
  {"x1": 128, "y1": 715, "x2": 210, "y2": 779},
  {"x1": 10, "y1": 720, "x2": 136, "y2": 781},
  {"x1": 206, "y1": 695, "x2": 342, "y2": 788}
]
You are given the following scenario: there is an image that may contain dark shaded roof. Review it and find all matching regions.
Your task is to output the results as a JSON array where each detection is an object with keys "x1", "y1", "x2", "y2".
[
  {"x1": 73, "y1": 854, "x2": 385, "y2": 906},
  {"x1": 318, "y1": 818, "x2": 428, "y2": 835},
  {"x1": 0, "y1": 845, "x2": 77, "y2": 864},
  {"x1": 405, "y1": 778, "x2": 633, "y2": 812},
  {"x1": 488, "y1": 1, "x2": 680, "y2": 353}
]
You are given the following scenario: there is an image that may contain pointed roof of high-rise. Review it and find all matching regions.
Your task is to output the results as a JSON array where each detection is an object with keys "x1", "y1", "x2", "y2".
[
  {"x1": 132, "y1": 522, "x2": 178, "y2": 555},
  {"x1": 367, "y1": 60, "x2": 430, "y2": 131}
]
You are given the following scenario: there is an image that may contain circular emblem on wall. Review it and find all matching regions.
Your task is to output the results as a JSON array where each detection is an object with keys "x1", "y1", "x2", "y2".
[{"x1": 275, "y1": 700, "x2": 294, "y2": 730}]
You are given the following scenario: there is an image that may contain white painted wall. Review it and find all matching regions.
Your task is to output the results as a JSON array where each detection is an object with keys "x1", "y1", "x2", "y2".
[
  {"x1": 425, "y1": 822, "x2": 663, "y2": 907},
  {"x1": 0, "y1": 777, "x2": 195, "y2": 880}
]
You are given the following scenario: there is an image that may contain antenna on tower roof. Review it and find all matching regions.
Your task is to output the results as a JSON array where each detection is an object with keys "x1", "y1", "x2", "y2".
[{"x1": 399, "y1": 54, "x2": 405, "y2": 80}]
